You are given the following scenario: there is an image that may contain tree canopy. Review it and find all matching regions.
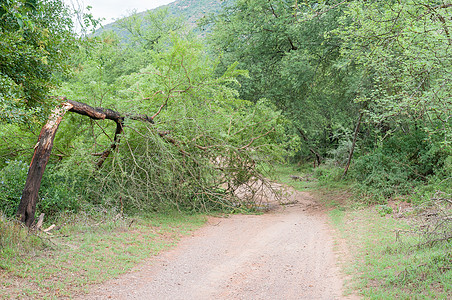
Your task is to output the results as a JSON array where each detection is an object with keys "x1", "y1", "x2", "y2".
[{"x1": 0, "y1": 0, "x2": 78, "y2": 123}]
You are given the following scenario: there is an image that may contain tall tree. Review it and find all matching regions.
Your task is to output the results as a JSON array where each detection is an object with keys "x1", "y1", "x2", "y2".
[
  {"x1": 336, "y1": 0, "x2": 452, "y2": 145},
  {"x1": 207, "y1": 0, "x2": 359, "y2": 162}
]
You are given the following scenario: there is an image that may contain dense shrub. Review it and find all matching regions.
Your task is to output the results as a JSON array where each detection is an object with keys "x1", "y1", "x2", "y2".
[
  {"x1": 38, "y1": 165, "x2": 81, "y2": 216},
  {"x1": 351, "y1": 150, "x2": 414, "y2": 199},
  {"x1": 0, "y1": 160, "x2": 28, "y2": 217},
  {"x1": 313, "y1": 164, "x2": 342, "y2": 183},
  {"x1": 0, "y1": 160, "x2": 81, "y2": 218},
  {"x1": 350, "y1": 130, "x2": 450, "y2": 201}
]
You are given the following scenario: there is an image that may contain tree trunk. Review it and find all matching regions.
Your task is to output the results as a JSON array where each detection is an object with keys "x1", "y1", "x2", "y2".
[
  {"x1": 16, "y1": 103, "x2": 71, "y2": 227},
  {"x1": 343, "y1": 112, "x2": 364, "y2": 178},
  {"x1": 309, "y1": 148, "x2": 322, "y2": 167}
]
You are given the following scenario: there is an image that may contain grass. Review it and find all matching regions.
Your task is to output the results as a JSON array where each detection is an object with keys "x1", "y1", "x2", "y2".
[
  {"x1": 270, "y1": 163, "x2": 318, "y2": 191},
  {"x1": 331, "y1": 207, "x2": 452, "y2": 299},
  {"x1": 0, "y1": 210, "x2": 206, "y2": 299},
  {"x1": 275, "y1": 163, "x2": 452, "y2": 299}
]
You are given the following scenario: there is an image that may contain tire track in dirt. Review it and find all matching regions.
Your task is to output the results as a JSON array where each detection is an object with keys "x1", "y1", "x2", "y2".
[{"x1": 79, "y1": 190, "x2": 357, "y2": 300}]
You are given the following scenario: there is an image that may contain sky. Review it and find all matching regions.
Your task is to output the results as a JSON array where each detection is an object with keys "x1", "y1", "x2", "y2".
[{"x1": 64, "y1": 0, "x2": 176, "y2": 25}]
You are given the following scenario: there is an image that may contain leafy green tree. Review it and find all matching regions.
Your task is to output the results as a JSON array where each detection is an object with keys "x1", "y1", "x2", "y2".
[
  {"x1": 207, "y1": 0, "x2": 358, "y2": 162},
  {"x1": 333, "y1": 0, "x2": 452, "y2": 197},
  {"x1": 336, "y1": 1, "x2": 452, "y2": 145},
  {"x1": 116, "y1": 8, "x2": 185, "y2": 51},
  {"x1": 0, "y1": 0, "x2": 77, "y2": 123}
]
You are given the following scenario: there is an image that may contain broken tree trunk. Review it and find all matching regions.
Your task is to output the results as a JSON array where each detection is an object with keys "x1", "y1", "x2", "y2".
[
  {"x1": 17, "y1": 102, "x2": 72, "y2": 227},
  {"x1": 17, "y1": 98, "x2": 154, "y2": 227},
  {"x1": 66, "y1": 100, "x2": 154, "y2": 167}
]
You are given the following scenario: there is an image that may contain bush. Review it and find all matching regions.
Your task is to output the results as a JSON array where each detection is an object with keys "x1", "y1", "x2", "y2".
[
  {"x1": 350, "y1": 130, "x2": 451, "y2": 202},
  {"x1": 0, "y1": 160, "x2": 81, "y2": 218},
  {"x1": 38, "y1": 165, "x2": 81, "y2": 216},
  {"x1": 351, "y1": 150, "x2": 414, "y2": 198},
  {"x1": 313, "y1": 164, "x2": 342, "y2": 183},
  {"x1": 0, "y1": 160, "x2": 28, "y2": 217}
]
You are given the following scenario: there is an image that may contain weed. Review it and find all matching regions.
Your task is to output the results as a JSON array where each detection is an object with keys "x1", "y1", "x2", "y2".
[
  {"x1": 376, "y1": 204, "x2": 393, "y2": 217},
  {"x1": 330, "y1": 205, "x2": 451, "y2": 298}
]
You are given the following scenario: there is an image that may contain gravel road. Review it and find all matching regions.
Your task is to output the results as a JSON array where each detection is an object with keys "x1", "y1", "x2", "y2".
[{"x1": 80, "y1": 189, "x2": 355, "y2": 300}]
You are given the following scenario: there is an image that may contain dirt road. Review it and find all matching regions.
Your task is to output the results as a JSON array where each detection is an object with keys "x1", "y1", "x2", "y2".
[{"x1": 81, "y1": 189, "x2": 354, "y2": 300}]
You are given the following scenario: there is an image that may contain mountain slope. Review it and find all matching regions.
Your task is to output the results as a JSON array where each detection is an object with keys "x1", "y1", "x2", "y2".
[{"x1": 94, "y1": 0, "x2": 231, "y2": 38}]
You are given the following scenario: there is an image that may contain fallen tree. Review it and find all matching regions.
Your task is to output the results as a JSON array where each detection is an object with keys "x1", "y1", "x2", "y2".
[
  {"x1": 17, "y1": 97, "x2": 280, "y2": 227},
  {"x1": 16, "y1": 35, "x2": 288, "y2": 227},
  {"x1": 16, "y1": 98, "x2": 154, "y2": 227}
]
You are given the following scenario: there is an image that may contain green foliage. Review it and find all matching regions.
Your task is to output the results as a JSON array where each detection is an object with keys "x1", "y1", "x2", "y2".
[
  {"x1": 95, "y1": 36, "x2": 285, "y2": 212},
  {"x1": 334, "y1": 1, "x2": 452, "y2": 199},
  {"x1": 38, "y1": 165, "x2": 81, "y2": 216},
  {"x1": 0, "y1": 0, "x2": 77, "y2": 123},
  {"x1": 336, "y1": 1, "x2": 452, "y2": 140},
  {"x1": 0, "y1": 160, "x2": 81, "y2": 218},
  {"x1": 313, "y1": 164, "x2": 342, "y2": 183},
  {"x1": 412, "y1": 157, "x2": 452, "y2": 205},
  {"x1": 352, "y1": 150, "x2": 413, "y2": 201},
  {"x1": 116, "y1": 8, "x2": 185, "y2": 50},
  {"x1": 350, "y1": 129, "x2": 451, "y2": 201},
  {"x1": 207, "y1": 0, "x2": 451, "y2": 205},
  {"x1": 2, "y1": 0, "x2": 451, "y2": 221},
  {"x1": 53, "y1": 18, "x2": 287, "y2": 214},
  {"x1": 207, "y1": 0, "x2": 358, "y2": 161},
  {"x1": 376, "y1": 204, "x2": 393, "y2": 217},
  {"x1": 95, "y1": 0, "x2": 229, "y2": 39},
  {"x1": 0, "y1": 160, "x2": 28, "y2": 217}
]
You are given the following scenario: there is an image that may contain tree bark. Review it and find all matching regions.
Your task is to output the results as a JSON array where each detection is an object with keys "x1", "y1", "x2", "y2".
[{"x1": 16, "y1": 102, "x2": 72, "y2": 227}]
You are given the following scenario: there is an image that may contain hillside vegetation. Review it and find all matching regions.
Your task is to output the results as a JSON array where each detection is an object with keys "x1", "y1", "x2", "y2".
[{"x1": 95, "y1": 0, "x2": 231, "y2": 39}]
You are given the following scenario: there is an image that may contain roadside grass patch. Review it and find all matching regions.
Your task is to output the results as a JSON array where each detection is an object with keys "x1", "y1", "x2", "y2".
[
  {"x1": 330, "y1": 205, "x2": 451, "y2": 299},
  {"x1": 0, "y1": 210, "x2": 205, "y2": 299}
]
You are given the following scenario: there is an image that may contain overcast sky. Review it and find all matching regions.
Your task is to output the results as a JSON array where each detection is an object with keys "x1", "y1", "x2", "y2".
[{"x1": 64, "y1": 0, "x2": 176, "y2": 25}]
